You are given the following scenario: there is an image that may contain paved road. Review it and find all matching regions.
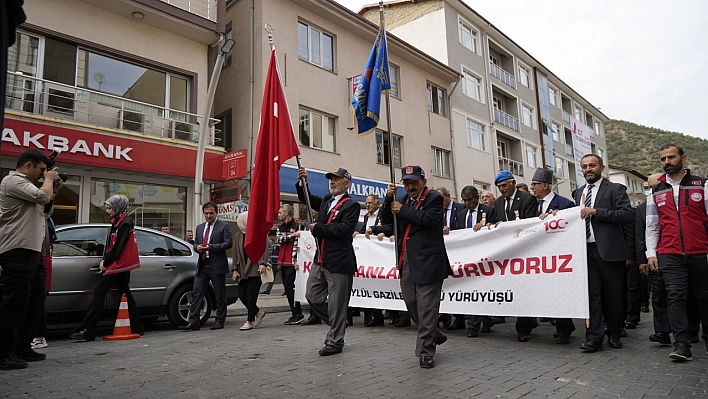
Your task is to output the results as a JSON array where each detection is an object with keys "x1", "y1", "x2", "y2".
[{"x1": 2, "y1": 292, "x2": 707, "y2": 398}]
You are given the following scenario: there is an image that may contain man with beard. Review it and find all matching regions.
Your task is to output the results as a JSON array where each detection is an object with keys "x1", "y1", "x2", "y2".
[
  {"x1": 646, "y1": 144, "x2": 708, "y2": 361},
  {"x1": 381, "y1": 165, "x2": 451, "y2": 369},
  {"x1": 574, "y1": 154, "x2": 633, "y2": 353},
  {"x1": 296, "y1": 167, "x2": 359, "y2": 356}
]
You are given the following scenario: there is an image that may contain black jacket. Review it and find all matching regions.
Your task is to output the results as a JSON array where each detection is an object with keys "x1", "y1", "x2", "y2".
[
  {"x1": 452, "y1": 204, "x2": 496, "y2": 230},
  {"x1": 494, "y1": 189, "x2": 537, "y2": 221}
]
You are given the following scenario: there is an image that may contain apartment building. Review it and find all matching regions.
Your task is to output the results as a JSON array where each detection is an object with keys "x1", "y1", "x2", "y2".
[
  {"x1": 608, "y1": 165, "x2": 648, "y2": 206},
  {"x1": 215, "y1": 0, "x2": 459, "y2": 218},
  {"x1": 2, "y1": 0, "x2": 229, "y2": 232},
  {"x1": 360, "y1": 0, "x2": 609, "y2": 199}
]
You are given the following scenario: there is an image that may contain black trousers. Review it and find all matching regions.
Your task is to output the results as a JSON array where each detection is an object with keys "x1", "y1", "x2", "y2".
[
  {"x1": 586, "y1": 243, "x2": 625, "y2": 342},
  {"x1": 659, "y1": 254, "x2": 708, "y2": 344},
  {"x1": 626, "y1": 263, "x2": 642, "y2": 324},
  {"x1": 0, "y1": 249, "x2": 46, "y2": 357},
  {"x1": 281, "y1": 266, "x2": 302, "y2": 316},
  {"x1": 188, "y1": 266, "x2": 227, "y2": 325},
  {"x1": 237, "y1": 276, "x2": 261, "y2": 322},
  {"x1": 74, "y1": 271, "x2": 144, "y2": 340},
  {"x1": 649, "y1": 271, "x2": 671, "y2": 333}
]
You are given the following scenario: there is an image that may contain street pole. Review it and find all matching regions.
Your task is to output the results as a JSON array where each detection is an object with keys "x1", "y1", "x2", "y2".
[{"x1": 194, "y1": 38, "x2": 235, "y2": 227}]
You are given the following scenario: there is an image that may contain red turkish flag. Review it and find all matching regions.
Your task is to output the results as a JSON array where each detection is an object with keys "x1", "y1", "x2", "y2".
[{"x1": 245, "y1": 49, "x2": 300, "y2": 264}]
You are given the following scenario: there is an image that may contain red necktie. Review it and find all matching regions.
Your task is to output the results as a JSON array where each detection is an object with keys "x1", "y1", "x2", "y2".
[{"x1": 201, "y1": 223, "x2": 211, "y2": 260}]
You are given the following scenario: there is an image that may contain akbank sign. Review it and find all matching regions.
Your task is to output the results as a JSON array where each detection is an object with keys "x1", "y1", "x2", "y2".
[{"x1": 279, "y1": 164, "x2": 394, "y2": 202}]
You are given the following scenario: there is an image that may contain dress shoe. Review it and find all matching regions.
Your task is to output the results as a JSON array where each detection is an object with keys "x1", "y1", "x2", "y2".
[
  {"x1": 240, "y1": 321, "x2": 253, "y2": 330},
  {"x1": 608, "y1": 336, "x2": 622, "y2": 349},
  {"x1": 301, "y1": 315, "x2": 322, "y2": 325},
  {"x1": 491, "y1": 317, "x2": 505, "y2": 324},
  {"x1": 395, "y1": 317, "x2": 411, "y2": 327},
  {"x1": 260, "y1": 291, "x2": 270, "y2": 295},
  {"x1": 446, "y1": 318, "x2": 466, "y2": 330},
  {"x1": 641, "y1": 305, "x2": 650, "y2": 313},
  {"x1": 254, "y1": 310, "x2": 266, "y2": 328},
  {"x1": 179, "y1": 323, "x2": 200, "y2": 331},
  {"x1": 419, "y1": 356, "x2": 434, "y2": 368},
  {"x1": 624, "y1": 321, "x2": 637, "y2": 329},
  {"x1": 15, "y1": 348, "x2": 46, "y2": 362},
  {"x1": 383, "y1": 311, "x2": 395, "y2": 319},
  {"x1": 318, "y1": 344, "x2": 342, "y2": 356},
  {"x1": 517, "y1": 333, "x2": 529, "y2": 342},
  {"x1": 389, "y1": 317, "x2": 399, "y2": 326},
  {"x1": 481, "y1": 324, "x2": 492, "y2": 333},
  {"x1": 210, "y1": 323, "x2": 224, "y2": 330},
  {"x1": 669, "y1": 342, "x2": 693, "y2": 361},
  {"x1": 0, "y1": 354, "x2": 28, "y2": 370},
  {"x1": 579, "y1": 340, "x2": 603, "y2": 352},
  {"x1": 649, "y1": 332, "x2": 672, "y2": 345},
  {"x1": 556, "y1": 333, "x2": 570, "y2": 344},
  {"x1": 467, "y1": 328, "x2": 479, "y2": 338},
  {"x1": 366, "y1": 318, "x2": 384, "y2": 327},
  {"x1": 435, "y1": 332, "x2": 448, "y2": 345},
  {"x1": 439, "y1": 314, "x2": 452, "y2": 329}
]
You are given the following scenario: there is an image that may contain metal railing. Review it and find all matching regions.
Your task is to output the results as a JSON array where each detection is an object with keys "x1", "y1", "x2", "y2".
[
  {"x1": 493, "y1": 108, "x2": 519, "y2": 132},
  {"x1": 489, "y1": 62, "x2": 516, "y2": 89},
  {"x1": 159, "y1": 0, "x2": 217, "y2": 22},
  {"x1": 498, "y1": 156, "x2": 524, "y2": 177},
  {"x1": 4, "y1": 72, "x2": 221, "y2": 146},
  {"x1": 562, "y1": 110, "x2": 571, "y2": 123}
]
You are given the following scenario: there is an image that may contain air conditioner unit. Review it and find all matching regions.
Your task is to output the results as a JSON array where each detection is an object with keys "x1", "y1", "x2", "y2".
[
  {"x1": 119, "y1": 110, "x2": 145, "y2": 133},
  {"x1": 170, "y1": 121, "x2": 195, "y2": 142},
  {"x1": 42, "y1": 82, "x2": 75, "y2": 119},
  {"x1": 143, "y1": 116, "x2": 169, "y2": 138}
]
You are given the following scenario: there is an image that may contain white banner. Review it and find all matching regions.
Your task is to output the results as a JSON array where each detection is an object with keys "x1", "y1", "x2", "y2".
[
  {"x1": 295, "y1": 208, "x2": 589, "y2": 318},
  {"x1": 571, "y1": 116, "x2": 593, "y2": 186}
]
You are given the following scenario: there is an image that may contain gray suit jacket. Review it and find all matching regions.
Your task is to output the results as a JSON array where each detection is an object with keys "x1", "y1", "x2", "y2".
[{"x1": 194, "y1": 219, "x2": 233, "y2": 274}]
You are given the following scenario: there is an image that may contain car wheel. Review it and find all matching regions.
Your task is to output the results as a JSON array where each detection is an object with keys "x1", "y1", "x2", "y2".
[{"x1": 166, "y1": 284, "x2": 213, "y2": 328}]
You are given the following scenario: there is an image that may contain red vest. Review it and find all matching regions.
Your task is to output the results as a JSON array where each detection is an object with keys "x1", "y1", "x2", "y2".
[
  {"x1": 104, "y1": 213, "x2": 141, "y2": 274},
  {"x1": 652, "y1": 172, "x2": 708, "y2": 255}
]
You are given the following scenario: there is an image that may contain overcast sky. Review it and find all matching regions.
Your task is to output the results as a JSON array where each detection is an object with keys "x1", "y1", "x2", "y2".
[{"x1": 337, "y1": 0, "x2": 708, "y2": 140}]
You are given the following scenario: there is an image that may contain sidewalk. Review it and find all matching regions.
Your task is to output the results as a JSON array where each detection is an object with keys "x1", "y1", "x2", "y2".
[{"x1": 226, "y1": 283, "x2": 310, "y2": 317}]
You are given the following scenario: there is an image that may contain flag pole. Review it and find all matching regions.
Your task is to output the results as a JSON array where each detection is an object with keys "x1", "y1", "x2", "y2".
[
  {"x1": 265, "y1": 25, "x2": 317, "y2": 229},
  {"x1": 379, "y1": 2, "x2": 400, "y2": 267}
]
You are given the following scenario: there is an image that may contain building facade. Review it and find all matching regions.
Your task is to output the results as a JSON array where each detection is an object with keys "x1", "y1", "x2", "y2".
[
  {"x1": 608, "y1": 165, "x2": 648, "y2": 206},
  {"x1": 360, "y1": 0, "x2": 609, "y2": 199},
  {"x1": 2, "y1": 0, "x2": 230, "y2": 233},
  {"x1": 215, "y1": 0, "x2": 460, "y2": 219}
]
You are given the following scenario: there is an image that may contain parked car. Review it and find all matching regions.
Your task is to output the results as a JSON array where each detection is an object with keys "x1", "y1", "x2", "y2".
[{"x1": 45, "y1": 224, "x2": 238, "y2": 328}]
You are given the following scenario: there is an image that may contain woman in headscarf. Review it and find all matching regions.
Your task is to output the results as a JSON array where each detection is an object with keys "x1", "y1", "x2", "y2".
[
  {"x1": 69, "y1": 195, "x2": 144, "y2": 341},
  {"x1": 232, "y1": 211, "x2": 267, "y2": 330}
]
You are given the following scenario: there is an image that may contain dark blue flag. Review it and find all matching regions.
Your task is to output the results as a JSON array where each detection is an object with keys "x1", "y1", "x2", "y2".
[{"x1": 351, "y1": 28, "x2": 391, "y2": 136}]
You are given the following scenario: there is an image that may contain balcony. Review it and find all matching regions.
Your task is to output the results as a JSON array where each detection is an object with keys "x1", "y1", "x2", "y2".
[
  {"x1": 498, "y1": 156, "x2": 524, "y2": 177},
  {"x1": 563, "y1": 110, "x2": 571, "y2": 123},
  {"x1": 494, "y1": 108, "x2": 519, "y2": 132},
  {"x1": 490, "y1": 62, "x2": 516, "y2": 90},
  {"x1": 565, "y1": 144, "x2": 574, "y2": 157},
  {"x1": 159, "y1": 0, "x2": 217, "y2": 22},
  {"x1": 4, "y1": 72, "x2": 221, "y2": 147}
]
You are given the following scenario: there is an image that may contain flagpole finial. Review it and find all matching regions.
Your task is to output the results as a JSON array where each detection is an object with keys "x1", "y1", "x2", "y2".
[{"x1": 265, "y1": 24, "x2": 274, "y2": 49}]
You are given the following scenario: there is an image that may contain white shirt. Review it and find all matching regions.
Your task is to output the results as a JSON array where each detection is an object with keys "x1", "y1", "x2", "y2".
[
  {"x1": 203, "y1": 221, "x2": 215, "y2": 258},
  {"x1": 328, "y1": 193, "x2": 345, "y2": 214},
  {"x1": 539, "y1": 192, "x2": 556, "y2": 214},
  {"x1": 444, "y1": 202, "x2": 454, "y2": 227},
  {"x1": 503, "y1": 190, "x2": 518, "y2": 221},
  {"x1": 365, "y1": 209, "x2": 380, "y2": 228},
  {"x1": 583, "y1": 178, "x2": 603, "y2": 243},
  {"x1": 465, "y1": 205, "x2": 479, "y2": 228}
]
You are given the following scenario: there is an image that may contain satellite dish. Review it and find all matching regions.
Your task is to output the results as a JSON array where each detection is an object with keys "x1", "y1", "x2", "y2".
[{"x1": 94, "y1": 73, "x2": 106, "y2": 84}]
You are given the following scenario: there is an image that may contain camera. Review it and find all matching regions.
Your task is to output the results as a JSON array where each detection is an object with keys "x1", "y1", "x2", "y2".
[{"x1": 46, "y1": 150, "x2": 68, "y2": 182}]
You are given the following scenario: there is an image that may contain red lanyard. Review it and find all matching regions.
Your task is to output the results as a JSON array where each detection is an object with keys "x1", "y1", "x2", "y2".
[
  {"x1": 398, "y1": 188, "x2": 431, "y2": 267},
  {"x1": 318, "y1": 196, "x2": 351, "y2": 263}
]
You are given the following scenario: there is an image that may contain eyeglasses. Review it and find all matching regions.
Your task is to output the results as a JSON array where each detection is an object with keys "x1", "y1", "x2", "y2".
[{"x1": 530, "y1": 182, "x2": 546, "y2": 186}]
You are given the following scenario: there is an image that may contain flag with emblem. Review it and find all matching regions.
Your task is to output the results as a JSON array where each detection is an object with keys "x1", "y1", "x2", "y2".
[
  {"x1": 245, "y1": 48, "x2": 300, "y2": 264},
  {"x1": 350, "y1": 25, "x2": 391, "y2": 136}
]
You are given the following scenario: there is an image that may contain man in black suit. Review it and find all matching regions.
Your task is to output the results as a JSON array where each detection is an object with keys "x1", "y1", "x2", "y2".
[
  {"x1": 574, "y1": 154, "x2": 633, "y2": 352},
  {"x1": 296, "y1": 167, "x2": 359, "y2": 356},
  {"x1": 493, "y1": 170, "x2": 537, "y2": 342},
  {"x1": 354, "y1": 194, "x2": 385, "y2": 326},
  {"x1": 437, "y1": 186, "x2": 467, "y2": 330},
  {"x1": 636, "y1": 174, "x2": 672, "y2": 346},
  {"x1": 531, "y1": 168, "x2": 577, "y2": 343},
  {"x1": 180, "y1": 202, "x2": 233, "y2": 331},
  {"x1": 452, "y1": 185, "x2": 496, "y2": 337},
  {"x1": 380, "y1": 165, "x2": 451, "y2": 369}
]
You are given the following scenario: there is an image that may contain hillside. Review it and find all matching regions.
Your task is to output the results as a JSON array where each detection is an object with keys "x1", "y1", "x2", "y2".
[{"x1": 606, "y1": 120, "x2": 708, "y2": 178}]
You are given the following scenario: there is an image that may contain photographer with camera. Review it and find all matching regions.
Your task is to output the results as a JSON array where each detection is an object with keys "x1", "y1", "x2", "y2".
[{"x1": 0, "y1": 149, "x2": 61, "y2": 370}]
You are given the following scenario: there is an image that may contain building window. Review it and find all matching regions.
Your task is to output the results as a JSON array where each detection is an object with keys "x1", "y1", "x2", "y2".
[
  {"x1": 298, "y1": 107, "x2": 336, "y2": 152},
  {"x1": 214, "y1": 112, "x2": 232, "y2": 151},
  {"x1": 549, "y1": 86, "x2": 557, "y2": 106},
  {"x1": 526, "y1": 145, "x2": 537, "y2": 168},
  {"x1": 552, "y1": 122, "x2": 560, "y2": 142},
  {"x1": 390, "y1": 64, "x2": 400, "y2": 98},
  {"x1": 595, "y1": 121, "x2": 602, "y2": 136},
  {"x1": 518, "y1": 63, "x2": 530, "y2": 88},
  {"x1": 432, "y1": 148, "x2": 451, "y2": 178},
  {"x1": 555, "y1": 157, "x2": 564, "y2": 178},
  {"x1": 522, "y1": 104, "x2": 533, "y2": 127},
  {"x1": 218, "y1": 26, "x2": 233, "y2": 67},
  {"x1": 574, "y1": 105, "x2": 582, "y2": 122},
  {"x1": 427, "y1": 83, "x2": 446, "y2": 116},
  {"x1": 466, "y1": 118, "x2": 485, "y2": 151},
  {"x1": 597, "y1": 148, "x2": 604, "y2": 163},
  {"x1": 298, "y1": 22, "x2": 334, "y2": 71},
  {"x1": 462, "y1": 70, "x2": 481, "y2": 102},
  {"x1": 375, "y1": 130, "x2": 402, "y2": 167},
  {"x1": 459, "y1": 20, "x2": 477, "y2": 53}
]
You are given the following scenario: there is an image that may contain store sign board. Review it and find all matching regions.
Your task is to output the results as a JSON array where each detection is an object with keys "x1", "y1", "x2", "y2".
[
  {"x1": 222, "y1": 149, "x2": 248, "y2": 179},
  {"x1": 216, "y1": 200, "x2": 249, "y2": 222},
  {"x1": 1, "y1": 118, "x2": 227, "y2": 180}
]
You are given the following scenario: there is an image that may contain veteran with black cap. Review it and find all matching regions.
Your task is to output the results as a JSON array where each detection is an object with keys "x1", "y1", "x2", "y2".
[
  {"x1": 380, "y1": 165, "x2": 452, "y2": 369},
  {"x1": 531, "y1": 167, "x2": 577, "y2": 343},
  {"x1": 296, "y1": 166, "x2": 359, "y2": 356}
]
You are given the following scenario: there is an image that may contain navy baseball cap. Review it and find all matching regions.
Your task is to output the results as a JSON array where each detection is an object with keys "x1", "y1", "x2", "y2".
[
  {"x1": 325, "y1": 167, "x2": 351, "y2": 180},
  {"x1": 401, "y1": 165, "x2": 425, "y2": 181}
]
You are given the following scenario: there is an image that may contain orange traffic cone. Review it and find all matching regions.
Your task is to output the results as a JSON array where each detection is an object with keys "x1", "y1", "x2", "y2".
[{"x1": 103, "y1": 293, "x2": 141, "y2": 341}]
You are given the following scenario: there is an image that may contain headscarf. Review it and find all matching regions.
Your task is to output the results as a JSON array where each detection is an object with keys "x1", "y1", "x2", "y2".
[
  {"x1": 236, "y1": 211, "x2": 248, "y2": 234},
  {"x1": 104, "y1": 194, "x2": 129, "y2": 218}
]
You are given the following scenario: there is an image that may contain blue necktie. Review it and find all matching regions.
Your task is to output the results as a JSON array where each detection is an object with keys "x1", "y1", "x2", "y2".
[
  {"x1": 326, "y1": 197, "x2": 335, "y2": 213},
  {"x1": 466, "y1": 211, "x2": 474, "y2": 228}
]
